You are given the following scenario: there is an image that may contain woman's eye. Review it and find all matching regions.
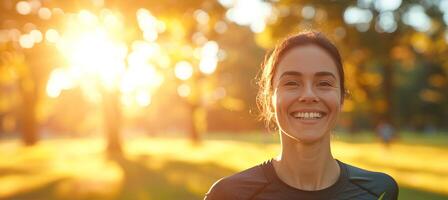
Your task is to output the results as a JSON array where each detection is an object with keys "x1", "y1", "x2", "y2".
[
  {"x1": 285, "y1": 81, "x2": 299, "y2": 86},
  {"x1": 318, "y1": 81, "x2": 332, "y2": 87}
]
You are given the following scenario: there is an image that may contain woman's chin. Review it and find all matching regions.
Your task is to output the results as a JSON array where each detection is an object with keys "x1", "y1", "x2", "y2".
[{"x1": 283, "y1": 130, "x2": 328, "y2": 144}]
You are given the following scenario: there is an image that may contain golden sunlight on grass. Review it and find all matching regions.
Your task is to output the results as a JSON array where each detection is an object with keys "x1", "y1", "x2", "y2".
[
  {"x1": 0, "y1": 139, "x2": 122, "y2": 199},
  {"x1": 0, "y1": 137, "x2": 447, "y2": 199}
]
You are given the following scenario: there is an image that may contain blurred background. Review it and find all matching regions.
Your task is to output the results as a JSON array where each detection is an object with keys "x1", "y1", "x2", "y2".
[{"x1": 0, "y1": 0, "x2": 447, "y2": 199}]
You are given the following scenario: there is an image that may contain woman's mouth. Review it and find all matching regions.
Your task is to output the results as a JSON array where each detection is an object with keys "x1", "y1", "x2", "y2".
[{"x1": 290, "y1": 111, "x2": 327, "y2": 120}]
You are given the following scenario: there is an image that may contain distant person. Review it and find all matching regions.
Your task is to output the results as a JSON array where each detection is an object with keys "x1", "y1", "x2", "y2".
[
  {"x1": 204, "y1": 31, "x2": 398, "y2": 200},
  {"x1": 376, "y1": 120, "x2": 395, "y2": 147}
]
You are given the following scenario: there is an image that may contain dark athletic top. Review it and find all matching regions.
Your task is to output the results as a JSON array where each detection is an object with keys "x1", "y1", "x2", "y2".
[{"x1": 204, "y1": 159, "x2": 398, "y2": 200}]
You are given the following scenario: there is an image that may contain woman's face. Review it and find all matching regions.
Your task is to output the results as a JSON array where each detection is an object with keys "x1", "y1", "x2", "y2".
[{"x1": 272, "y1": 45, "x2": 342, "y2": 143}]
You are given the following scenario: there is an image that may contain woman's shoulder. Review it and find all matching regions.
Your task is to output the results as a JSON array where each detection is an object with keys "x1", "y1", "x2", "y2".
[
  {"x1": 204, "y1": 161, "x2": 272, "y2": 200},
  {"x1": 340, "y1": 160, "x2": 399, "y2": 199}
]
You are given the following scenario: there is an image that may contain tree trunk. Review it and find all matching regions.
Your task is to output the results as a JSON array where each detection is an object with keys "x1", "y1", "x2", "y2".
[
  {"x1": 188, "y1": 103, "x2": 201, "y2": 144},
  {"x1": 103, "y1": 89, "x2": 123, "y2": 155},
  {"x1": 21, "y1": 94, "x2": 38, "y2": 145},
  {"x1": 19, "y1": 76, "x2": 38, "y2": 146}
]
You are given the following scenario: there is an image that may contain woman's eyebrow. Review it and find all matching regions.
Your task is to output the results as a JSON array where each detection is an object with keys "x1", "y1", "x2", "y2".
[
  {"x1": 279, "y1": 71, "x2": 336, "y2": 79},
  {"x1": 315, "y1": 71, "x2": 336, "y2": 79},
  {"x1": 279, "y1": 71, "x2": 302, "y2": 78}
]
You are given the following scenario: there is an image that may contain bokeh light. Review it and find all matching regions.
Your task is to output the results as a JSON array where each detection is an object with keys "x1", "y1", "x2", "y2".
[
  {"x1": 38, "y1": 7, "x2": 52, "y2": 20},
  {"x1": 177, "y1": 84, "x2": 191, "y2": 97},
  {"x1": 16, "y1": 1, "x2": 32, "y2": 15},
  {"x1": 175, "y1": 61, "x2": 194, "y2": 80},
  {"x1": 374, "y1": 0, "x2": 402, "y2": 12},
  {"x1": 402, "y1": 5, "x2": 431, "y2": 32},
  {"x1": 221, "y1": 0, "x2": 272, "y2": 33},
  {"x1": 344, "y1": 6, "x2": 373, "y2": 25},
  {"x1": 194, "y1": 9, "x2": 210, "y2": 25},
  {"x1": 301, "y1": 5, "x2": 316, "y2": 20},
  {"x1": 45, "y1": 29, "x2": 60, "y2": 43},
  {"x1": 19, "y1": 34, "x2": 34, "y2": 49},
  {"x1": 199, "y1": 41, "x2": 219, "y2": 75},
  {"x1": 30, "y1": 30, "x2": 43, "y2": 43}
]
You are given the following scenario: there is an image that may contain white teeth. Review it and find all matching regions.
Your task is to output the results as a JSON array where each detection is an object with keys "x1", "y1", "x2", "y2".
[{"x1": 293, "y1": 112, "x2": 323, "y2": 119}]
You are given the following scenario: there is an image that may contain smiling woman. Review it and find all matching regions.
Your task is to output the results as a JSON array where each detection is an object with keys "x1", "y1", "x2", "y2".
[{"x1": 204, "y1": 31, "x2": 399, "y2": 200}]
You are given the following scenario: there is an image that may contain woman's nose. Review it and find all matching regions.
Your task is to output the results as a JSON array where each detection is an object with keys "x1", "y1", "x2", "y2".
[{"x1": 298, "y1": 84, "x2": 319, "y2": 103}]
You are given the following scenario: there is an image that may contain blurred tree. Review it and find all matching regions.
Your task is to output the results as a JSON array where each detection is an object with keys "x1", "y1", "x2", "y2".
[
  {"x1": 0, "y1": 0, "x2": 235, "y2": 148},
  {"x1": 0, "y1": 51, "x2": 37, "y2": 145}
]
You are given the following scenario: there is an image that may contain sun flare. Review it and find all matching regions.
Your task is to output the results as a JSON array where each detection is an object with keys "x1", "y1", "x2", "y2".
[{"x1": 46, "y1": 10, "x2": 164, "y2": 108}]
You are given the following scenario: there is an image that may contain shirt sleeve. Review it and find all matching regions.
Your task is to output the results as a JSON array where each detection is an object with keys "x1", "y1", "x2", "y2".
[
  {"x1": 382, "y1": 174, "x2": 399, "y2": 200},
  {"x1": 204, "y1": 178, "x2": 238, "y2": 200}
]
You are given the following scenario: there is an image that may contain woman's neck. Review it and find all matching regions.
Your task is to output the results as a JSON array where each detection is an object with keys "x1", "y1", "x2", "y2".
[{"x1": 273, "y1": 133, "x2": 340, "y2": 191}]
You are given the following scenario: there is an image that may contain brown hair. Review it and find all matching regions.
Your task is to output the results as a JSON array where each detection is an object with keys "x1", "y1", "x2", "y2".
[{"x1": 256, "y1": 31, "x2": 345, "y2": 129}]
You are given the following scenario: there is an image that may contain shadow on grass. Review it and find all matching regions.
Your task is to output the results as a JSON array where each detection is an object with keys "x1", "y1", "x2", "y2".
[
  {"x1": 2, "y1": 154, "x2": 236, "y2": 200},
  {"x1": 0, "y1": 167, "x2": 35, "y2": 177},
  {"x1": 110, "y1": 154, "x2": 236, "y2": 200},
  {"x1": 1, "y1": 178, "x2": 70, "y2": 200}
]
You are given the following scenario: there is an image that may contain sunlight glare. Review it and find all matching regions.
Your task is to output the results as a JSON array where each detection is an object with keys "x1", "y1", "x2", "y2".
[
  {"x1": 199, "y1": 41, "x2": 219, "y2": 75},
  {"x1": 80, "y1": 79, "x2": 103, "y2": 103},
  {"x1": 59, "y1": 27, "x2": 127, "y2": 90},
  {"x1": 120, "y1": 63, "x2": 163, "y2": 94},
  {"x1": 136, "y1": 8, "x2": 161, "y2": 42},
  {"x1": 143, "y1": 31, "x2": 158, "y2": 42},
  {"x1": 175, "y1": 61, "x2": 194, "y2": 80},
  {"x1": 131, "y1": 41, "x2": 161, "y2": 58},
  {"x1": 46, "y1": 68, "x2": 75, "y2": 98},
  {"x1": 50, "y1": 10, "x2": 166, "y2": 103},
  {"x1": 102, "y1": 10, "x2": 122, "y2": 29},
  {"x1": 136, "y1": 91, "x2": 151, "y2": 107},
  {"x1": 78, "y1": 10, "x2": 99, "y2": 26},
  {"x1": 137, "y1": 8, "x2": 157, "y2": 31}
]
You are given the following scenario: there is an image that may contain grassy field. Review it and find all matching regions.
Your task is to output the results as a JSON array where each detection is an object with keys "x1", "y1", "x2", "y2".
[{"x1": 0, "y1": 133, "x2": 447, "y2": 200}]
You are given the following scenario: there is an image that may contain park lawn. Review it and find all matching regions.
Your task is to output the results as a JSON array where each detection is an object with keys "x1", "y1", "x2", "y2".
[{"x1": 0, "y1": 135, "x2": 447, "y2": 200}]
